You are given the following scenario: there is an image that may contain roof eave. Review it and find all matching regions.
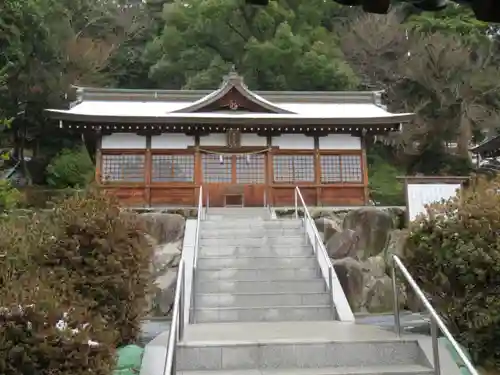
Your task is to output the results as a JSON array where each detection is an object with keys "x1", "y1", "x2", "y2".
[{"x1": 45, "y1": 109, "x2": 414, "y2": 126}]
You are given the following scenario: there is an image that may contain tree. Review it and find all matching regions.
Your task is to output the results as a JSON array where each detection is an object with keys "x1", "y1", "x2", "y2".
[
  {"x1": 340, "y1": 9, "x2": 500, "y2": 174},
  {"x1": 0, "y1": 0, "x2": 144, "y2": 182},
  {"x1": 144, "y1": 0, "x2": 359, "y2": 90}
]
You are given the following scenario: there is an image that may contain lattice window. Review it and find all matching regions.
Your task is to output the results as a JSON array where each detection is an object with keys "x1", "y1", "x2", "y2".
[
  {"x1": 102, "y1": 154, "x2": 145, "y2": 182},
  {"x1": 320, "y1": 154, "x2": 363, "y2": 183},
  {"x1": 236, "y1": 154, "x2": 265, "y2": 183},
  {"x1": 202, "y1": 154, "x2": 232, "y2": 183},
  {"x1": 273, "y1": 155, "x2": 314, "y2": 183},
  {"x1": 152, "y1": 154, "x2": 194, "y2": 182}
]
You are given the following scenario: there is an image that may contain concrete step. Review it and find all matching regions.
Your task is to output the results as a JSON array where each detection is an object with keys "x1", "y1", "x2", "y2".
[
  {"x1": 176, "y1": 340, "x2": 426, "y2": 371},
  {"x1": 198, "y1": 245, "x2": 313, "y2": 257},
  {"x1": 207, "y1": 208, "x2": 270, "y2": 215},
  {"x1": 201, "y1": 220, "x2": 303, "y2": 230},
  {"x1": 193, "y1": 305, "x2": 333, "y2": 323},
  {"x1": 194, "y1": 292, "x2": 330, "y2": 308},
  {"x1": 199, "y1": 237, "x2": 308, "y2": 247},
  {"x1": 195, "y1": 279, "x2": 326, "y2": 294},
  {"x1": 196, "y1": 267, "x2": 320, "y2": 281},
  {"x1": 197, "y1": 256, "x2": 317, "y2": 269},
  {"x1": 200, "y1": 229, "x2": 306, "y2": 239},
  {"x1": 179, "y1": 365, "x2": 434, "y2": 375}
]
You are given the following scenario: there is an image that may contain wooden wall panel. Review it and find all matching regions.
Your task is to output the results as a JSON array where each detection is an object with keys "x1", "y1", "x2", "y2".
[
  {"x1": 243, "y1": 184, "x2": 266, "y2": 207},
  {"x1": 150, "y1": 187, "x2": 196, "y2": 206},
  {"x1": 319, "y1": 186, "x2": 365, "y2": 206},
  {"x1": 272, "y1": 186, "x2": 317, "y2": 206},
  {"x1": 104, "y1": 187, "x2": 146, "y2": 207}
]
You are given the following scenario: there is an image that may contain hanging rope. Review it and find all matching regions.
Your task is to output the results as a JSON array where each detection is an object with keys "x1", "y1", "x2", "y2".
[{"x1": 197, "y1": 147, "x2": 272, "y2": 156}]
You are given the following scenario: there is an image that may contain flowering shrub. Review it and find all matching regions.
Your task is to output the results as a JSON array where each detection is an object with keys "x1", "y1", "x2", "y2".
[
  {"x1": 35, "y1": 189, "x2": 153, "y2": 346},
  {"x1": 0, "y1": 189, "x2": 153, "y2": 373},
  {"x1": 405, "y1": 176, "x2": 500, "y2": 368}
]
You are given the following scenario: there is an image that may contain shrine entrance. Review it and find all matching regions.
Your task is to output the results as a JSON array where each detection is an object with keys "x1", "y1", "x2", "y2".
[{"x1": 201, "y1": 151, "x2": 268, "y2": 207}]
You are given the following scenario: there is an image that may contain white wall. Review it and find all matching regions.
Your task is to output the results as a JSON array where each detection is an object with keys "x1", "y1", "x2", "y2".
[
  {"x1": 151, "y1": 134, "x2": 195, "y2": 149},
  {"x1": 199, "y1": 133, "x2": 226, "y2": 147},
  {"x1": 407, "y1": 183, "x2": 461, "y2": 221},
  {"x1": 101, "y1": 133, "x2": 146, "y2": 149},
  {"x1": 319, "y1": 134, "x2": 361, "y2": 150},
  {"x1": 272, "y1": 134, "x2": 314, "y2": 149},
  {"x1": 240, "y1": 134, "x2": 267, "y2": 147}
]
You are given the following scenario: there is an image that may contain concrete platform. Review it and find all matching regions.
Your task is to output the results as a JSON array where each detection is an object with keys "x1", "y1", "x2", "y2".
[
  {"x1": 181, "y1": 321, "x2": 403, "y2": 345},
  {"x1": 178, "y1": 365, "x2": 434, "y2": 375}
]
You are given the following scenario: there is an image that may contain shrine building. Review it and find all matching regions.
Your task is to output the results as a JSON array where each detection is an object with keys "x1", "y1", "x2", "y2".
[{"x1": 45, "y1": 71, "x2": 414, "y2": 207}]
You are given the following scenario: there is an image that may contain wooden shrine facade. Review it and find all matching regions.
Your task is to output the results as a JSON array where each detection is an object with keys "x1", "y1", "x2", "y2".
[
  {"x1": 46, "y1": 70, "x2": 414, "y2": 207},
  {"x1": 95, "y1": 132, "x2": 368, "y2": 207}
]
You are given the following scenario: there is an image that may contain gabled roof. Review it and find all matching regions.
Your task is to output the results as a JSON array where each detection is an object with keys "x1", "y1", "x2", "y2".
[
  {"x1": 44, "y1": 69, "x2": 415, "y2": 132},
  {"x1": 470, "y1": 135, "x2": 500, "y2": 158},
  {"x1": 172, "y1": 68, "x2": 294, "y2": 114}
]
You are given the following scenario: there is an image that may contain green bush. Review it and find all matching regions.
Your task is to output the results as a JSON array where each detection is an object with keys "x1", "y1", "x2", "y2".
[
  {"x1": 0, "y1": 190, "x2": 154, "y2": 373},
  {"x1": 0, "y1": 180, "x2": 23, "y2": 210},
  {"x1": 0, "y1": 215, "x2": 115, "y2": 375},
  {"x1": 36, "y1": 190, "x2": 154, "y2": 346},
  {"x1": 20, "y1": 187, "x2": 81, "y2": 209},
  {"x1": 46, "y1": 147, "x2": 94, "y2": 189},
  {"x1": 404, "y1": 176, "x2": 500, "y2": 368},
  {"x1": 368, "y1": 151, "x2": 405, "y2": 206}
]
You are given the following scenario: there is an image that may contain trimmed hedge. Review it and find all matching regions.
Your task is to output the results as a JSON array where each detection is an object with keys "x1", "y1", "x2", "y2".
[
  {"x1": 405, "y1": 176, "x2": 500, "y2": 368},
  {"x1": 0, "y1": 189, "x2": 154, "y2": 373}
]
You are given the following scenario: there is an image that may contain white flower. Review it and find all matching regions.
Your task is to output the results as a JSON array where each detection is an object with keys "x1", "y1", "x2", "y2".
[{"x1": 56, "y1": 319, "x2": 68, "y2": 331}]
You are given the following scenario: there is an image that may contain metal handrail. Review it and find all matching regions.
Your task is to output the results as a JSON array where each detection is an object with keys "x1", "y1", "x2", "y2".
[
  {"x1": 190, "y1": 186, "x2": 203, "y2": 323},
  {"x1": 193, "y1": 186, "x2": 203, "y2": 269},
  {"x1": 391, "y1": 255, "x2": 479, "y2": 375},
  {"x1": 294, "y1": 187, "x2": 353, "y2": 321},
  {"x1": 162, "y1": 259, "x2": 185, "y2": 375}
]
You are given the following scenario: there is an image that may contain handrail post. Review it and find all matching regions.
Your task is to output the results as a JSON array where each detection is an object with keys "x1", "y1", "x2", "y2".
[
  {"x1": 294, "y1": 188, "x2": 298, "y2": 219},
  {"x1": 391, "y1": 257, "x2": 401, "y2": 337},
  {"x1": 431, "y1": 317, "x2": 441, "y2": 375},
  {"x1": 328, "y1": 266, "x2": 334, "y2": 317}
]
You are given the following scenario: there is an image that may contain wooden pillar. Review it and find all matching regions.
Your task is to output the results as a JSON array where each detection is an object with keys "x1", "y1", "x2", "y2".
[
  {"x1": 194, "y1": 135, "x2": 202, "y2": 206},
  {"x1": 266, "y1": 135, "x2": 273, "y2": 206},
  {"x1": 95, "y1": 136, "x2": 102, "y2": 184},
  {"x1": 145, "y1": 135, "x2": 152, "y2": 207},
  {"x1": 314, "y1": 135, "x2": 321, "y2": 206},
  {"x1": 361, "y1": 132, "x2": 370, "y2": 205}
]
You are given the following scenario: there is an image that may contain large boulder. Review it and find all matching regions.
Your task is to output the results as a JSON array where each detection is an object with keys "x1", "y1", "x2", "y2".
[
  {"x1": 139, "y1": 213, "x2": 185, "y2": 244},
  {"x1": 315, "y1": 216, "x2": 343, "y2": 245},
  {"x1": 326, "y1": 229, "x2": 359, "y2": 259},
  {"x1": 343, "y1": 208, "x2": 394, "y2": 260},
  {"x1": 138, "y1": 212, "x2": 186, "y2": 317},
  {"x1": 333, "y1": 257, "x2": 364, "y2": 311},
  {"x1": 364, "y1": 276, "x2": 397, "y2": 313},
  {"x1": 384, "y1": 229, "x2": 409, "y2": 267}
]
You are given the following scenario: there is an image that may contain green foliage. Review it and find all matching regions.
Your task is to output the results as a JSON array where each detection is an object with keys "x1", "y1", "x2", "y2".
[
  {"x1": 0, "y1": 190, "x2": 154, "y2": 373},
  {"x1": 407, "y1": 140, "x2": 473, "y2": 176},
  {"x1": 367, "y1": 146, "x2": 405, "y2": 205},
  {"x1": 405, "y1": 176, "x2": 500, "y2": 367},
  {"x1": 0, "y1": 180, "x2": 22, "y2": 210},
  {"x1": 405, "y1": 3, "x2": 489, "y2": 43},
  {"x1": 0, "y1": 214, "x2": 115, "y2": 375},
  {"x1": 46, "y1": 147, "x2": 95, "y2": 189},
  {"x1": 35, "y1": 190, "x2": 154, "y2": 346},
  {"x1": 146, "y1": 0, "x2": 359, "y2": 90}
]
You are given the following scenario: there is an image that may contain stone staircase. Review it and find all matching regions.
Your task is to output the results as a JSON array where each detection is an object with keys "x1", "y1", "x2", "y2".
[
  {"x1": 192, "y1": 208, "x2": 333, "y2": 323},
  {"x1": 177, "y1": 208, "x2": 444, "y2": 375},
  {"x1": 141, "y1": 207, "x2": 465, "y2": 375}
]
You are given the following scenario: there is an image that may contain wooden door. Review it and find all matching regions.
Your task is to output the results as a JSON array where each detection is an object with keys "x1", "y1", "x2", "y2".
[
  {"x1": 201, "y1": 152, "x2": 267, "y2": 207},
  {"x1": 235, "y1": 154, "x2": 266, "y2": 207},
  {"x1": 201, "y1": 153, "x2": 233, "y2": 207}
]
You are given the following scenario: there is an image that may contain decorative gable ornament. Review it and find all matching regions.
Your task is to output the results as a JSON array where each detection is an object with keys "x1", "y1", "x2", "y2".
[{"x1": 229, "y1": 100, "x2": 239, "y2": 110}]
